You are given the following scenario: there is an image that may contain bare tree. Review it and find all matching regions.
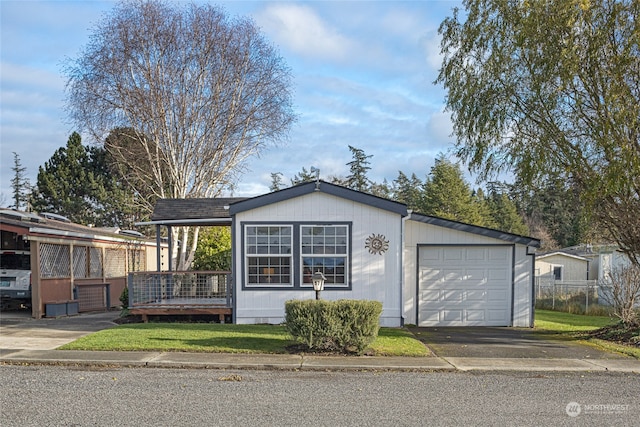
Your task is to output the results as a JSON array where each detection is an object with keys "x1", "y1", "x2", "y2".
[
  {"x1": 599, "y1": 262, "x2": 640, "y2": 326},
  {"x1": 64, "y1": 0, "x2": 295, "y2": 269}
]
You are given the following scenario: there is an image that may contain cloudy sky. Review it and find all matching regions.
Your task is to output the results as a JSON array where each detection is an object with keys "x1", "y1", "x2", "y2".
[{"x1": 1, "y1": 0, "x2": 463, "y2": 202}]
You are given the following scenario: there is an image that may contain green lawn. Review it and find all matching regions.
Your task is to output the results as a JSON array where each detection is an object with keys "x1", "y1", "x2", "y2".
[
  {"x1": 534, "y1": 309, "x2": 616, "y2": 333},
  {"x1": 535, "y1": 309, "x2": 640, "y2": 359},
  {"x1": 58, "y1": 323, "x2": 430, "y2": 357}
]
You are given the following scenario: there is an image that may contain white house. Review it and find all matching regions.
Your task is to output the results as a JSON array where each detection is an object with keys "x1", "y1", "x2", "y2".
[
  {"x1": 535, "y1": 251, "x2": 591, "y2": 283},
  {"x1": 228, "y1": 181, "x2": 540, "y2": 327}
]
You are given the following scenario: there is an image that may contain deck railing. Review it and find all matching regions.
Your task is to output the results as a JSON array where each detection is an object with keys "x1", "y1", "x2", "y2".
[{"x1": 128, "y1": 271, "x2": 232, "y2": 308}]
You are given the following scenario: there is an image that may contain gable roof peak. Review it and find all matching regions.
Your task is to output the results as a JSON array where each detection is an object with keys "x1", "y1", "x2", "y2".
[{"x1": 229, "y1": 180, "x2": 408, "y2": 216}]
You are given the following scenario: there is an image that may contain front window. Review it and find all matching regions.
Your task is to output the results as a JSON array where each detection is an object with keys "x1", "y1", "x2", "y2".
[
  {"x1": 301, "y1": 225, "x2": 348, "y2": 287},
  {"x1": 245, "y1": 226, "x2": 292, "y2": 286}
]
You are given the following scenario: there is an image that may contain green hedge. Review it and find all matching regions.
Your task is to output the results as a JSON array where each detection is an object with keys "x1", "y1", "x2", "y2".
[{"x1": 284, "y1": 299, "x2": 383, "y2": 354}]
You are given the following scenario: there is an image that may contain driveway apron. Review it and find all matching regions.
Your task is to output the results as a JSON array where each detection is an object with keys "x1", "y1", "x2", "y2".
[
  {"x1": 0, "y1": 310, "x2": 118, "y2": 350},
  {"x1": 408, "y1": 327, "x2": 629, "y2": 359}
]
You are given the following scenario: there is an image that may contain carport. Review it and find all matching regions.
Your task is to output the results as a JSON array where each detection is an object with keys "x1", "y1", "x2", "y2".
[{"x1": 1, "y1": 209, "x2": 160, "y2": 318}]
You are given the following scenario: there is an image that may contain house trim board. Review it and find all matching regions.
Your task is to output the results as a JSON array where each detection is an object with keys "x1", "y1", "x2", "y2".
[{"x1": 409, "y1": 213, "x2": 540, "y2": 248}]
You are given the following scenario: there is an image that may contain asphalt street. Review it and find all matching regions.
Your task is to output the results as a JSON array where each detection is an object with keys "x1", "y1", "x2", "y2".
[{"x1": 1, "y1": 365, "x2": 638, "y2": 426}]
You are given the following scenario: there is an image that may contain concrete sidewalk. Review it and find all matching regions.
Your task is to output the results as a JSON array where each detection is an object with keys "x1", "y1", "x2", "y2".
[
  {"x1": 1, "y1": 310, "x2": 639, "y2": 373},
  {"x1": 2, "y1": 348, "x2": 640, "y2": 372}
]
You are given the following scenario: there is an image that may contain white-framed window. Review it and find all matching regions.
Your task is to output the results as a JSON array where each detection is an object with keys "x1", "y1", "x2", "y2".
[
  {"x1": 552, "y1": 265, "x2": 563, "y2": 281},
  {"x1": 300, "y1": 225, "x2": 348, "y2": 287},
  {"x1": 245, "y1": 225, "x2": 292, "y2": 286}
]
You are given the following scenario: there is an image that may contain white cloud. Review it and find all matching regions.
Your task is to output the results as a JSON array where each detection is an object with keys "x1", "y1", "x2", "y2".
[
  {"x1": 426, "y1": 110, "x2": 455, "y2": 146},
  {"x1": 0, "y1": 0, "x2": 468, "y2": 202},
  {"x1": 420, "y1": 30, "x2": 445, "y2": 72},
  {"x1": 255, "y1": 3, "x2": 355, "y2": 62}
]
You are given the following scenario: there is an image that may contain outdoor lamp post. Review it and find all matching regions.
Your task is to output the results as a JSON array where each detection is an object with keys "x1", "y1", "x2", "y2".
[{"x1": 312, "y1": 271, "x2": 326, "y2": 300}]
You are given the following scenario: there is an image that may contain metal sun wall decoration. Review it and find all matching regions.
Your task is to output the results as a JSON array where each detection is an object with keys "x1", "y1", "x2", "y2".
[{"x1": 365, "y1": 233, "x2": 389, "y2": 255}]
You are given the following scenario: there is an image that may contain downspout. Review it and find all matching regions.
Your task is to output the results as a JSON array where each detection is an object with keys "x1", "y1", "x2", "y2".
[
  {"x1": 510, "y1": 244, "x2": 516, "y2": 327},
  {"x1": 527, "y1": 246, "x2": 536, "y2": 328},
  {"x1": 399, "y1": 210, "x2": 411, "y2": 326},
  {"x1": 231, "y1": 215, "x2": 237, "y2": 324}
]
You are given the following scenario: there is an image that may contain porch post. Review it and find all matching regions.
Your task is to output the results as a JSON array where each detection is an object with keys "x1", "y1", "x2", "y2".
[
  {"x1": 167, "y1": 225, "x2": 173, "y2": 272},
  {"x1": 30, "y1": 240, "x2": 43, "y2": 319},
  {"x1": 156, "y1": 224, "x2": 161, "y2": 272}
]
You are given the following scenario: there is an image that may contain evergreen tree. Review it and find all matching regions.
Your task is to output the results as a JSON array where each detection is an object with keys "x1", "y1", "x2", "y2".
[
  {"x1": 486, "y1": 190, "x2": 529, "y2": 236},
  {"x1": 344, "y1": 145, "x2": 372, "y2": 192},
  {"x1": 421, "y1": 156, "x2": 485, "y2": 225},
  {"x1": 511, "y1": 176, "x2": 590, "y2": 248},
  {"x1": 30, "y1": 132, "x2": 134, "y2": 227},
  {"x1": 392, "y1": 171, "x2": 424, "y2": 211},
  {"x1": 10, "y1": 152, "x2": 30, "y2": 210},
  {"x1": 104, "y1": 127, "x2": 166, "y2": 219},
  {"x1": 370, "y1": 178, "x2": 391, "y2": 199},
  {"x1": 291, "y1": 167, "x2": 317, "y2": 186},
  {"x1": 472, "y1": 188, "x2": 498, "y2": 229},
  {"x1": 269, "y1": 172, "x2": 284, "y2": 192}
]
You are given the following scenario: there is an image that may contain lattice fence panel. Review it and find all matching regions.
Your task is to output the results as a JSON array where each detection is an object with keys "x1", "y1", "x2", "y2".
[
  {"x1": 89, "y1": 247, "x2": 103, "y2": 278},
  {"x1": 105, "y1": 248, "x2": 126, "y2": 278},
  {"x1": 76, "y1": 284, "x2": 107, "y2": 312},
  {"x1": 128, "y1": 249, "x2": 146, "y2": 272},
  {"x1": 73, "y1": 246, "x2": 87, "y2": 279},
  {"x1": 39, "y1": 243, "x2": 70, "y2": 278}
]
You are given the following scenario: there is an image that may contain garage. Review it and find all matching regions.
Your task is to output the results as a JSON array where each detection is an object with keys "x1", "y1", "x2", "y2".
[{"x1": 418, "y1": 245, "x2": 513, "y2": 327}]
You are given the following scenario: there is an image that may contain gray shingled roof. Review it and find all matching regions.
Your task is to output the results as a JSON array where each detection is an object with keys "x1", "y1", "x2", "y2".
[{"x1": 151, "y1": 198, "x2": 247, "y2": 221}]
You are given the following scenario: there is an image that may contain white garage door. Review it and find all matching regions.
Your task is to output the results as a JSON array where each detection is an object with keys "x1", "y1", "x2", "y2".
[{"x1": 418, "y1": 246, "x2": 512, "y2": 327}]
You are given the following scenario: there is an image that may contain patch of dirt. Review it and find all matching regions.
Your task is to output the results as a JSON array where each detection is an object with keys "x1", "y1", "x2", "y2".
[
  {"x1": 284, "y1": 343, "x2": 370, "y2": 356},
  {"x1": 588, "y1": 323, "x2": 640, "y2": 347},
  {"x1": 112, "y1": 315, "x2": 143, "y2": 325}
]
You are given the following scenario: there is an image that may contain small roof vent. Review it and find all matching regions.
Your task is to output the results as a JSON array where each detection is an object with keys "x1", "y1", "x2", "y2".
[
  {"x1": 40, "y1": 212, "x2": 72, "y2": 223},
  {"x1": 119, "y1": 230, "x2": 144, "y2": 238}
]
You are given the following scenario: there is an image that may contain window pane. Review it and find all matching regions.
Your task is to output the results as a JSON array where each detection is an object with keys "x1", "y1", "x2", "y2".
[
  {"x1": 300, "y1": 225, "x2": 348, "y2": 287},
  {"x1": 245, "y1": 225, "x2": 292, "y2": 286},
  {"x1": 302, "y1": 256, "x2": 347, "y2": 286}
]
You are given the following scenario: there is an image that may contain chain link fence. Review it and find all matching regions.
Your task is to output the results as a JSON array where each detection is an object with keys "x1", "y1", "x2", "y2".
[{"x1": 535, "y1": 276, "x2": 610, "y2": 315}]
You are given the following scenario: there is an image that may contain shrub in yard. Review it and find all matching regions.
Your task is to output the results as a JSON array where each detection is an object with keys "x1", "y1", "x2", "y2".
[
  {"x1": 119, "y1": 286, "x2": 129, "y2": 316},
  {"x1": 284, "y1": 299, "x2": 383, "y2": 354}
]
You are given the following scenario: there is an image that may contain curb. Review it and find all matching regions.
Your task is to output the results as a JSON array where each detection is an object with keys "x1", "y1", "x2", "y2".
[{"x1": 2, "y1": 350, "x2": 639, "y2": 373}]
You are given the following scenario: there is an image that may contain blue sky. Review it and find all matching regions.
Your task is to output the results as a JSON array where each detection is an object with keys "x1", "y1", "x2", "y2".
[{"x1": 1, "y1": 0, "x2": 463, "y2": 202}]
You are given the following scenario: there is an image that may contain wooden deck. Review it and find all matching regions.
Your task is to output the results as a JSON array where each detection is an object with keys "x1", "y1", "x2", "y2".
[{"x1": 131, "y1": 298, "x2": 232, "y2": 322}]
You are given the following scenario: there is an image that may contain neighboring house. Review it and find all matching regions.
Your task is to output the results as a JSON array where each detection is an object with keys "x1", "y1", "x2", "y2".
[
  {"x1": 0, "y1": 209, "x2": 164, "y2": 318},
  {"x1": 544, "y1": 243, "x2": 637, "y2": 285},
  {"x1": 535, "y1": 251, "x2": 591, "y2": 283},
  {"x1": 597, "y1": 251, "x2": 633, "y2": 283},
  {"x1": 212, "y1": 180, "x2": 539, "y2": 327}
]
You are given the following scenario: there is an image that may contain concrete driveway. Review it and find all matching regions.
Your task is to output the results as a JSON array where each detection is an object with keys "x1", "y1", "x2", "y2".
[
  {"x1": 0, "y1": 310, "x2": 118, "y2": 350},
  {"x1": 408, "y1": 327, "x2": 628, "y2": 359}
]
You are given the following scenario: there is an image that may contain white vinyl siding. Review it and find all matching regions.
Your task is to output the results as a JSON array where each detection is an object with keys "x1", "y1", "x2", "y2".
[{"x1": 234, "y1": 191, "x2": 403, "y2": 326}]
